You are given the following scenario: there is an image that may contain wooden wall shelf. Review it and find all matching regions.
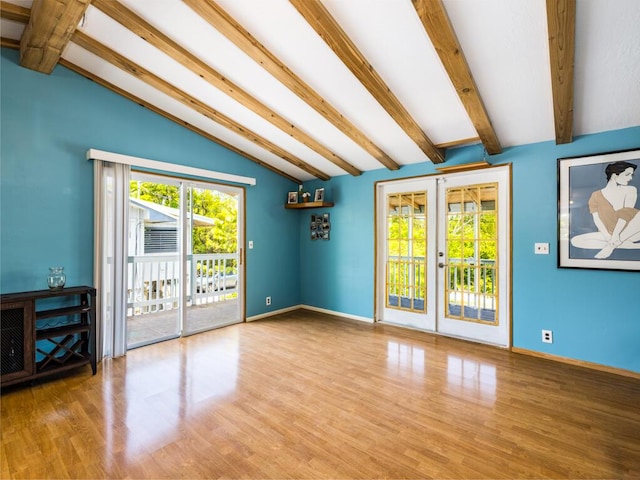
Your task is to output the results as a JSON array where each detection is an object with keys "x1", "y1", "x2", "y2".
[{"x1": 285, "y1": 201, "x2": 334, "y2": 209}]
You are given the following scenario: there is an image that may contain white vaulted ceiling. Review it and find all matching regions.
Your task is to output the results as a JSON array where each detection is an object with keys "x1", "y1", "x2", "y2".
[{"x1": 1, "y1": 0, "x2": 639, "y2": 183}]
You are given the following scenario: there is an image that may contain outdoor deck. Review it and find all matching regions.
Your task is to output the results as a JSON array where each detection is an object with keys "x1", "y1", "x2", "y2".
[
  {"x1": 127, "y1": 297, "x2": 240, "y2": 348},
  {"x1": 126, "y1": 252, "x2": 241, "y2": 348}
]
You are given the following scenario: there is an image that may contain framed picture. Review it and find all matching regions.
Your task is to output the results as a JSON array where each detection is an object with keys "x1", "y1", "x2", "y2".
[
  {"x1": 314, "y1": 188, "x2": 325, "y2": 202},
  {"x1": 287, "y1": 191, "x2": 298, "y2": 204},
  {"x1": 558, "y1": 148, "x2": 640, "y2": 271}
]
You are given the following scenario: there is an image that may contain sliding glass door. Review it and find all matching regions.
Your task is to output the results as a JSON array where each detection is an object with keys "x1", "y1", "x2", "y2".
[
  {"x1": 127, "y1": 173, "x2": 243, "y2": 349},
  {"x1": 127, "y1": 175, "x2": 182, "y2": 348},
  {"x1": 185, "y1": 182, "x2": 241, "y2": 334}
]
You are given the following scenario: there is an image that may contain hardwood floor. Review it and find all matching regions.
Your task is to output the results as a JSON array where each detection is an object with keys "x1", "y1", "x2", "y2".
[{"x1": 2, "y1": 310, "x2": 639, "y2": 479}]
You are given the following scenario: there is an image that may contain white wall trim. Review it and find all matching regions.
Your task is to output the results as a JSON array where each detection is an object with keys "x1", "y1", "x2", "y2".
[
  {"x1": 301, "y1": 305, "x2": 374, "y2": 323},
  {"x1": 246, "y1": 305, "x2": 302, "y2": 322},
  {"x1": 246, "y1": 305, "x2": 374, "y2": 324},
  {"x1": 87, "y1": 148, "x2": 256, "y2": 186}
]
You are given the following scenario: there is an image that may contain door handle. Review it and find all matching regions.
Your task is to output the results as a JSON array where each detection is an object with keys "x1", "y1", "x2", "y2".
[{"x1": 438, "y1": 262, "x2": 448, "y2": 268}]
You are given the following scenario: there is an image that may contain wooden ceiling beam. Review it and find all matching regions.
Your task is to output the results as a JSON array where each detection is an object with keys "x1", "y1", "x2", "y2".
[
  {"x1": 1, "y1": 37, "x2": 19, "y2": 48},
  {"x1": 58, "y1": 60, "x2": 303, "y2": 184},
  {"x1": 0, "y1": 1, "x2": 30, "y2": 23},
  {"x1": 92, "y1": 0, "x2": 360, "y2": 177},
  {"x1": 19, "y1": 0, "x2": 91, "y2": 74},
  {"x1": 413, "y1": 0, "x2": 502, "y2": 155},
  {"x1": 72, "y1": 31, "x2": 330, "y2": 180},
  {"x1": 290, "y1": 0, "x2": 444, "y2": 164},
  {"x1": 184, "y1": 0, "x2": 400, "y2": 171},
  {"x1": 435, "y1": 136, "x2": 480, "y2": 149},
  {"x1": 546, "y1": 0, "x2": 575, "y2": 144},
  {"x1": 1, "y1": 5, "x2": 303, "y2": 183}
]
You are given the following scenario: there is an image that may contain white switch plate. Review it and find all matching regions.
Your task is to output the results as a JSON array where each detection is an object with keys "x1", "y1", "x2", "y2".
[
  {"x1": 248, "y1": 241, "x2": 254, "y2": 249},
  {"x1": 534, "y1": 243, "x2": 549, "y2": 255}
]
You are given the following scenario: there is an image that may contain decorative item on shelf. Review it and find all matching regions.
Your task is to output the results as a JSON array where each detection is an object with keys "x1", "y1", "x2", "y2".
[
  {"x1": 298, "y1": 184, "x2": 311, "y2": 202},
  {"x1": 285, "y1": 186, "x2": 333, "y2": 209},
  {"x1": 47, "y1": 267, "x2": 66, "y2": 290}
]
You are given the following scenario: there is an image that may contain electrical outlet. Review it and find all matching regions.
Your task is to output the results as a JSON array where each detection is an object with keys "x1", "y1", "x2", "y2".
[
  {"x1": 535, "y1": 243, "x2": 550, "y2": 255},
  {"x1": 542, "y1": 329, "x2": 553, "y2": 343},
  {"x1": 266, "y1": 296, "x2": 271, "y2": 306}
]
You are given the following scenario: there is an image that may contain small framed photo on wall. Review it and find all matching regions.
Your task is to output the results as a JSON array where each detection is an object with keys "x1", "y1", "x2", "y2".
[
  {"x1": 287, "y1": 191, "x2": 298, "y2": 204},
  {"x1": 310, "y1": 212, "x2": 330, "y2": 240},
  {"x1": 314, "y1": 188, "x2": 325, "y2": 202},
  {"x1": 558, "y1": 148, "x2": 640, "y2": 271}
]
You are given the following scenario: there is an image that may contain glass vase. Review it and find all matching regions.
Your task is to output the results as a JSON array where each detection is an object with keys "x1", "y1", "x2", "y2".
[{"x1": 47, "y1": 267, "x2": 66, "y2": 290}]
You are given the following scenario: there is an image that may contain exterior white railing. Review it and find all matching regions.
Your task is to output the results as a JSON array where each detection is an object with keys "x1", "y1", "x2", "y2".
[
  {"x1": 127, "y1": 253, "x2": 238, "y2": 315},
  {"x1": 387, "y1": 256, "x2": 496, "y2": 314}
]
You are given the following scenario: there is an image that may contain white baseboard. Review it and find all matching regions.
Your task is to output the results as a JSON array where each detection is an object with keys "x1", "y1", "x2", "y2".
[
  {"x1": 299, "y1": 305, "x2": 374, "y2": 324},
  {"x1": 246, "y1": 305, "x2": 302, "y2": 322},
  {"x1": 246, "y1": 304, "x2": 374, "y2": 324}
]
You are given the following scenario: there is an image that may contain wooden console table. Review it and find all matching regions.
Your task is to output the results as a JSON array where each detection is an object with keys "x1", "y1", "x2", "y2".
[{"x1": 1, "y1": 286, "x2": 97, "y2": 387}]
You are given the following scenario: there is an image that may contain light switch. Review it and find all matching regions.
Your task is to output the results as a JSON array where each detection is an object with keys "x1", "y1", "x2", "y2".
[
  {"x1": 248, "y1": 241, "x2": 254, "y2": 249},
  {"x1": 534, "y1": 243, "x2": 549, "y2": 255}
]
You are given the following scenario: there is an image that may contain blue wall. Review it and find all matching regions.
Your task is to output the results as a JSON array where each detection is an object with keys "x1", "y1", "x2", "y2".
[
  {"x1": 2, "y1": 47, "x2": 639, "y2": 373},
  {"x1": 0, "y1": 48, "x2": 300, "y2": 317},
  {"x1": 298, "y1": 129, "x2": 640, "y2": 373}
]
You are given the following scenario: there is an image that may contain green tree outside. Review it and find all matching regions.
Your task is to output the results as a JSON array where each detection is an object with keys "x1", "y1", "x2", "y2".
[
  {"x1": 386, "y1": 188, "x2": 498, "y2": 299},
  {"x1": 130, "y1": 181, "x2": 238, "y2": 255}
]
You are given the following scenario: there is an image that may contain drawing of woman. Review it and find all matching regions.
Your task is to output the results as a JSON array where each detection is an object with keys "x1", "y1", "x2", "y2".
[{"x1": 570, "y1": 161, "x2": 640, "y2": 259}]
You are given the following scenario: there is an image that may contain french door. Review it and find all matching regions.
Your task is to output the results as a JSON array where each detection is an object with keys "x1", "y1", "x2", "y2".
[
  {"x1": 127, "y1": 172, "x2": 243, "y2": 349},
  {"x1": 376, "y1": 166, "x2": 510, "y2": 347}
]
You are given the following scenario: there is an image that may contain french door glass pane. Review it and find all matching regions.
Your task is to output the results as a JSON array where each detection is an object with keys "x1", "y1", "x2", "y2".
[
  {"x1": 445, "y1": 183, "x2": 498, "y2": 324},
  {"x1": 385, "y1": 192, "x2": 427, "y2": 312}
]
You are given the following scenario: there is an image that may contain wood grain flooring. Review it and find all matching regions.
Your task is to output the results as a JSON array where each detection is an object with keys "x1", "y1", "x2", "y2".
[{"x1": 2, "y1": 309, "x2": 639, "y2": 479}]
